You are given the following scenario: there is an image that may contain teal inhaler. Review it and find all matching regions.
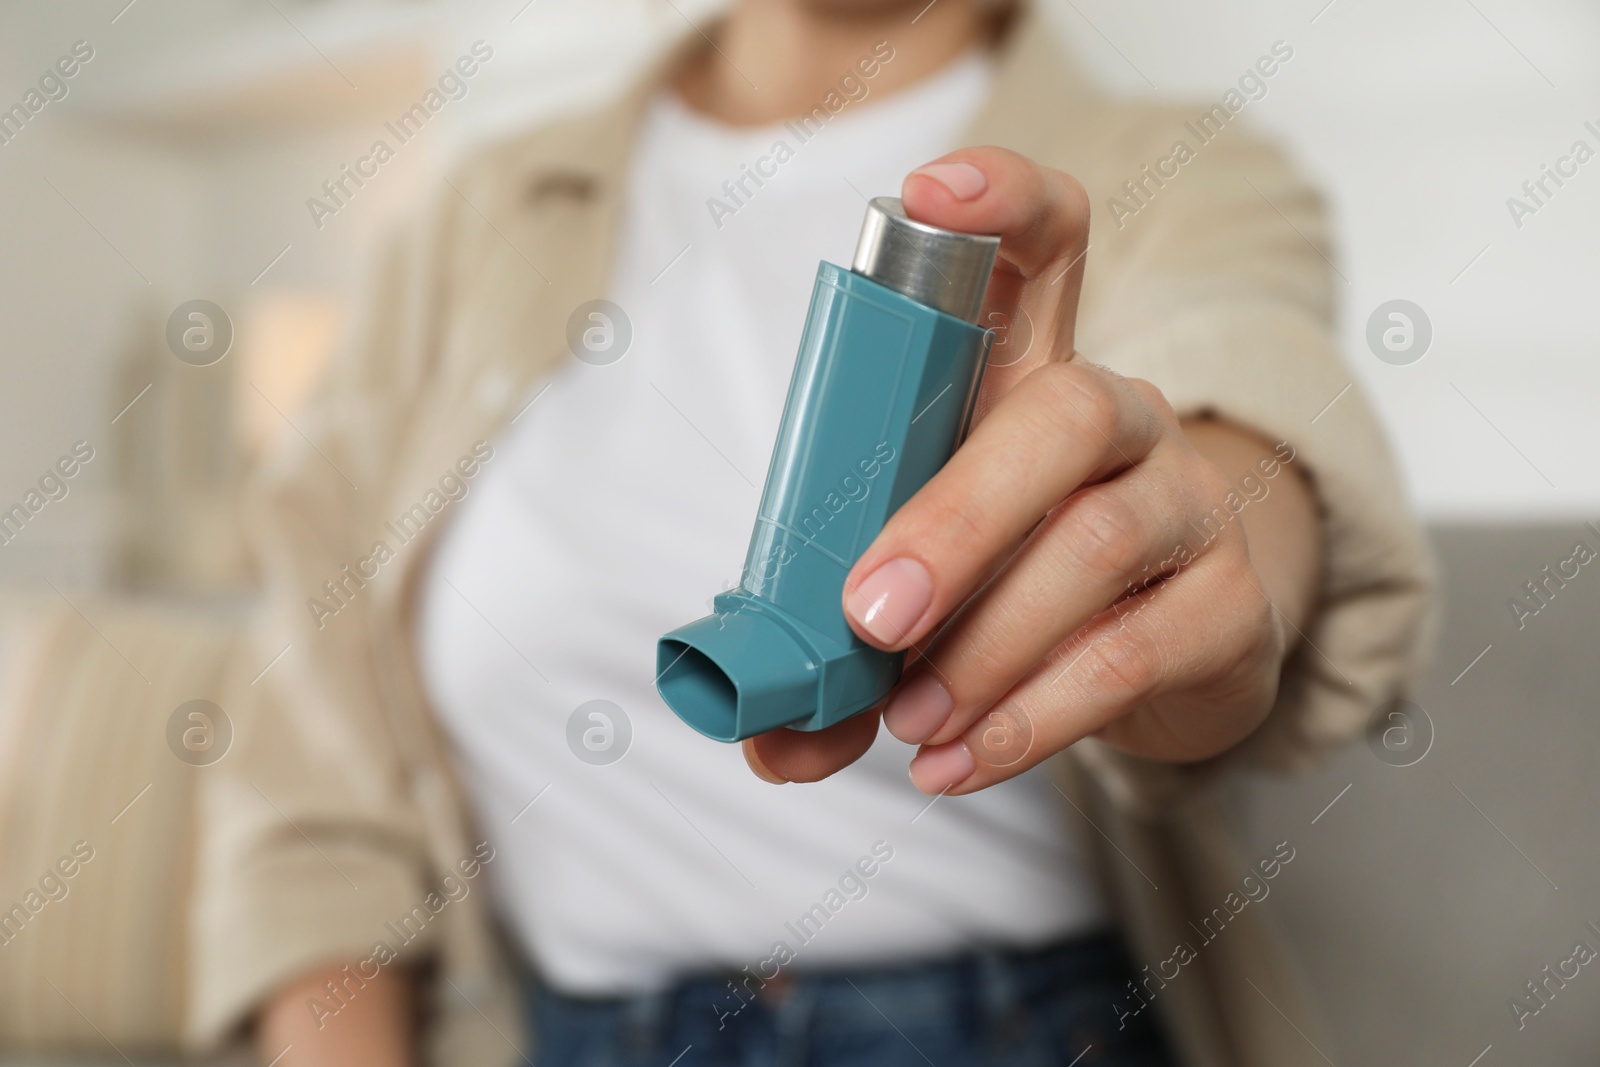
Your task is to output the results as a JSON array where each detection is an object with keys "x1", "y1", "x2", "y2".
[{"x1": 657, "y1": 197, "x2": 1000, "y2": 742}]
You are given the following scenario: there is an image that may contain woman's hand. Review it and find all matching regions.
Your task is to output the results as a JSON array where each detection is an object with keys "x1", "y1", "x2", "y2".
[{"x1": 744, "y1": 147, "x2": 1322, "y2": 795}]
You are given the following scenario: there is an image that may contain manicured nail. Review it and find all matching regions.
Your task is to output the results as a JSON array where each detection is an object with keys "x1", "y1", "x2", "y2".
[
  {"x1": 883, "y1": 673, "x2": 953, "y2": 745},
  {"x1": 844, "y1": 558, "x2": 933, "y2": 647},
  {"x1": 909, "y1": 740, "x2": 975, "y2": 794},
  {"x1": 910, "y1": 162, "x2": 987, "y2": 201}
]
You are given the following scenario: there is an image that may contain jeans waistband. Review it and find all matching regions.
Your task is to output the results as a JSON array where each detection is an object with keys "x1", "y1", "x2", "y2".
[{"x1": 528, "y1": 928, "x2": 1129, "y2": 1058}]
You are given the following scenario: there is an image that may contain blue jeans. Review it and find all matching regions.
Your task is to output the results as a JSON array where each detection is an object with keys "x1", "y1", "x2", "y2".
[{"x1": 524, "y1": 932, "x2": 1178, "y2": 1067}]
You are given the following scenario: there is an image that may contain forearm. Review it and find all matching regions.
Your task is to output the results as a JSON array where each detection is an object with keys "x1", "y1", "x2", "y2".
[
  {"x1": 256, "y1": 962, "x2": 415, "y2": 1067},
  {"x1": 1182, "y1": 416, "x2": 1323, "y2": 637}
]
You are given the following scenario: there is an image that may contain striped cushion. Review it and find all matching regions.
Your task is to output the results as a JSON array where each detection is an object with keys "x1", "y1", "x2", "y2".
[{"x1": 0, "y1": 592, "x2": 242, "y2": 1054}]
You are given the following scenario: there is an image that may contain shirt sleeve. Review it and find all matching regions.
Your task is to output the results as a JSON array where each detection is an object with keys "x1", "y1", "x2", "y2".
[{"x1": 1064, "y1": 108, "x2": 1437, "y2": 815}]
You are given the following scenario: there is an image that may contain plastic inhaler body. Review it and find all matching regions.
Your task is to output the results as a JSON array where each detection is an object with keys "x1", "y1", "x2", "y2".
[{"x1": 656, "y1": 198, "x2": 999, "y2": 742}]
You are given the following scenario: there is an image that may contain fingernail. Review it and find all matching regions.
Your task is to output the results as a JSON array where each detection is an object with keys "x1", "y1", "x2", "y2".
[
  {"x1": 744, "y1": 744, "x2": 788, "y2": 785},
  {"x1": 844, "y1": 558, "x2": 933, "y2": 647},
  {"x1": 909, "y1": 740, "x2": 975, "y2": 795},
  {"x1": 910, "y1": 162, "x2": 987, "y2": 201},
  {"x1": 883, "y1": 674, "x2": 953, "y2": 745}
]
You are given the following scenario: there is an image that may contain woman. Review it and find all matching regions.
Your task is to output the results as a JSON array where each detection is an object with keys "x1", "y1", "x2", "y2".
[{"x1": 189, "y1": 1, "x2": 1432, "y2": 1064}]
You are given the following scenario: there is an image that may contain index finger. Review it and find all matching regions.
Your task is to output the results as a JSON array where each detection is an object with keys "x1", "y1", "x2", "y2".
[{"x1": 841, "y1": 362, "x2": 1166, "y2": 653}]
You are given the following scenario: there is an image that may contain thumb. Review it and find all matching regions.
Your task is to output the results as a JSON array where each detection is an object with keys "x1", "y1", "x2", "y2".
[{"x1": 901, "y1": 146, "x2": 1090, "y2": 393}]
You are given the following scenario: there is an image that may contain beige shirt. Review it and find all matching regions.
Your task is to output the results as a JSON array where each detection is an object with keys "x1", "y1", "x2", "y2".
[{"x1": 189, "y1": 9, "x2": 1434, "y2": 1066}]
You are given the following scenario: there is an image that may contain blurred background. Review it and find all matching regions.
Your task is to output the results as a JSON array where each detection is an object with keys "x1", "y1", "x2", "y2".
[{"x1": 0, "y1": 0, "x2": 1596, "y2": 1064}]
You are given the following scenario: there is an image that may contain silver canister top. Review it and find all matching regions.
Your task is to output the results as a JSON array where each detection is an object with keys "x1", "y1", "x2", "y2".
[{"x1": 850, "y1": 196, "x2": 999, "y2": 324}]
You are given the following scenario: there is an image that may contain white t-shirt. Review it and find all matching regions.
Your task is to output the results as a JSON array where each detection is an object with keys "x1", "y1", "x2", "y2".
[{"x1": 415, "y1": 50, "x2": 1106, "y2": 996}]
